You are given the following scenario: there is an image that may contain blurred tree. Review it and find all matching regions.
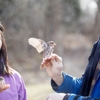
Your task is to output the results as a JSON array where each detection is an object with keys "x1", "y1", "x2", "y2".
[
  {"x1": 44, "y1": 0, "x2": 62, "y2": 41},
  {"x1": 62, "y1": 0, "x2": 81, "y2": 24},
  {"x1": 91, "y1": 0, "x2": 100, "y2": 41},
  {"x1": 0, "y1": 0, "x2": 13, "y2": 20},
  {"x1": 44, "y1": 0, "x2": 81, "y2": 40}
]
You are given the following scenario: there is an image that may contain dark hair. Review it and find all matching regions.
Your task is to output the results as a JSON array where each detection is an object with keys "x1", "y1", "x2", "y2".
[
  {"x1": 0, "y1": 23, "x2": 12, "y2": 75},
  {"x1": 80, "y1": 37, "x2": 100, "y2": 96}
]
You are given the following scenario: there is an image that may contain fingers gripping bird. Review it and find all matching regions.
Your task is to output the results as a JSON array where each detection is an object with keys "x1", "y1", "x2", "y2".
[{"x1": 28, "y1": 37, "x2": 56, "y2": 69}]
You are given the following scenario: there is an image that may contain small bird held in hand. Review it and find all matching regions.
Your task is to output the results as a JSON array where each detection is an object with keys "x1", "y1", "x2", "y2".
[{"x1": 28, "y1": 37, "x2": 56, "y2": 69}]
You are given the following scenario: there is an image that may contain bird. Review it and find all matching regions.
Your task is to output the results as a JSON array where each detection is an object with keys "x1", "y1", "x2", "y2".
[{"x1": 28, "y1": 37, "x2": 56, "y2": 69}]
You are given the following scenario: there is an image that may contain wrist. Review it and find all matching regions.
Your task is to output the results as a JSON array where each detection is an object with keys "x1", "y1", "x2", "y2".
[{"x1": 52, "y1": 72, "x2": 63, "y2": 86}]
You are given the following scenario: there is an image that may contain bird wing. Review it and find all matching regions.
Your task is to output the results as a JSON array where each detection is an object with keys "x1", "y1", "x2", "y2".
[{"x1": 28, "y1": 37, "x2": 47, "y2": 53}]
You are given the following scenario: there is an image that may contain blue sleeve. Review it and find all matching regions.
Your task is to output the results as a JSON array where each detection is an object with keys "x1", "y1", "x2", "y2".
[
  {"x1": 68, "y1": 94, "x2": 90, "y2": 100},
  {"x1": 63, "y1": 94, "x2": 99, "y2": 100},
  {"x1": 51, "y1": 72, "x2": 83, "y2": 94}
]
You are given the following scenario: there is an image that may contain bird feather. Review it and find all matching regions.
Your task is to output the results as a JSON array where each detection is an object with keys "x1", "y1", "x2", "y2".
[{"x1": 28, "y1": 38, "x2": 43, "y2": 53}]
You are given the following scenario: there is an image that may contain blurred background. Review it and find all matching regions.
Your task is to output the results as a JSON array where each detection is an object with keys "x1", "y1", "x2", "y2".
[{"x1": 0, "y1": 0, "x2": 100, "y2": 99}]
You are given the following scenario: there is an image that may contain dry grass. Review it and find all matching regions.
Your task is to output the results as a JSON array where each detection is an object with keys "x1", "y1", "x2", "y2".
[{"x1": 26, "y1": 83, "x2": 54, "y2": 100}]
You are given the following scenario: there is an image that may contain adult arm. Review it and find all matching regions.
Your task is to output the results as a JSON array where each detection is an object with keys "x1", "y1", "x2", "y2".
[{"x1": 51, "y1": 72, "x2": 82, "y2": 94}]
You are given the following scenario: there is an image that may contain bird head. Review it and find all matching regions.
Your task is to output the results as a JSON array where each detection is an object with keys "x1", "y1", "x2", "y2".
[{"x1": 47, "y1": 41, "x2": 56, "y2": 48}]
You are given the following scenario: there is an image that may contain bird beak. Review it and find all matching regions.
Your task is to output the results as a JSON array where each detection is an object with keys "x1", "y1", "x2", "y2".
[{"x1": 54, "y1": 43, "x2": 56, "y2": 46}]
